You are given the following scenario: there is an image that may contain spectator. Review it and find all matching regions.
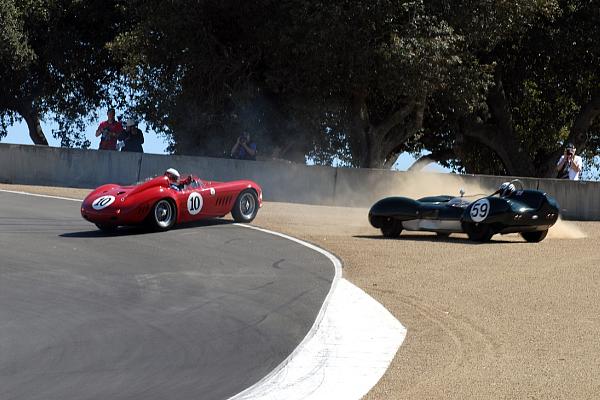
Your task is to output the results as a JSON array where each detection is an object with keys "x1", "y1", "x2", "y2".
[
  {"x1": 119, "y1": 119, "x2": 144, "y2": 153},
  {"x1": 556, "y1": 143, "x2": 582, "y2": 180},
  {"x1": 95, "y1": 108, "x2": 123, "y2": 150},
  {"x1": 230, "y1": 131, "x2": 257, "y2": 161}
]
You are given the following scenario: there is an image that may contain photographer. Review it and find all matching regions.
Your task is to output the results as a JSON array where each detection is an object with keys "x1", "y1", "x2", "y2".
[
  {"x1": 118, "y1": 119, "x2": 144, "y2": 153},
  {"x1": 95, "y1": 108, "x2": 123, "y2": 150},
  {"x1": 556, "y1": 143, "x2": 582, "y2": 180},
  {"x1": 230, "y1": 131, "x2": 257, "y2": 161}
]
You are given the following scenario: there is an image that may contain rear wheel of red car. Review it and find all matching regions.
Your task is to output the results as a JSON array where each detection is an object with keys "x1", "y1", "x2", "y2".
[
  {"x1": 463, "y1": 222, "x2": 493, "y2": 242},
  {"x1": 150, "y1": 199, "x2": 176, "y2": 231},
  {"x1": 232, "y1": 189, "x2": 259, "y2": 223},
  {"x1": 380, "y1": 218, "x2": 402, "y2": 238},
  {"x1": 520, "y1": 230, "x2": 548, "y2": 243},
  {"x1": 95, "y1": 224, "x2": 118, "y2": 233}
]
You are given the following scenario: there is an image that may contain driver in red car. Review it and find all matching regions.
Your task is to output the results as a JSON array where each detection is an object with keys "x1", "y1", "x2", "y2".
[{"x1": 164, "y1": 168, "x2": 193, "y2": 190}]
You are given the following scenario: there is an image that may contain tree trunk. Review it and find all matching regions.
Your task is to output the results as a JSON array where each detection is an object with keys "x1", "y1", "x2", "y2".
[
  {"x1": 16, "y1": 103, "x2": 49, "y2": 145},
  {"x1": 350, "y1": 90, "x2": 424, "y2": 169},
  {"x1": 350, "y1": 89, "x2": 374, "y2": 167},
  {"x1": 461, "y1": 74, "x2": 536, "y2": 177}
]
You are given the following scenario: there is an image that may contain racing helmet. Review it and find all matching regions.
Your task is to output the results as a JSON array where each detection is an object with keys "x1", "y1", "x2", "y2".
[
  {"x1": 165, "y1": 168, "x2": 180, "y2": 183},
  {"x1": 499, "y1": 182, "x2": 516, "y2": 198}
]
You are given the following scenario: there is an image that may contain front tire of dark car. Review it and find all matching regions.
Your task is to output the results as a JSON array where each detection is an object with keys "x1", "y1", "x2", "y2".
[
  {"x1": 463, "y1": 222, "x2": 493, "y2": 242},
  {"x1": 380, "y1": 218, "x2": 403, "y2": 238},
  {"x1": 232, "y1": 189, "x2": 259, "y2": 223},
  {"x1": 149, "y1": 199, "x2": 176, "y2": 231},
  {"x1": 520, "y1": 230, "x2": 548, "y2": 243}
]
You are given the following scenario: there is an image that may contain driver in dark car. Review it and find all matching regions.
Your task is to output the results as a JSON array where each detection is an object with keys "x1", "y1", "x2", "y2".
[{"x1": 498, "y1": 182, "x2": 516, "y2": 198}]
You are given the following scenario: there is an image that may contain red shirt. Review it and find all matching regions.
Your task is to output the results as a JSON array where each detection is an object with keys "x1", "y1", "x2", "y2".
[{"x1": 98, "y1": 120, "x2": 123, "y2": 150}]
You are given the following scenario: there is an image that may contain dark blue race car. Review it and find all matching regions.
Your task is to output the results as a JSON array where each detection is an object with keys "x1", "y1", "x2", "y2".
[{"x1": 368, "y1": 180, "x2": 559, "y2": 242}]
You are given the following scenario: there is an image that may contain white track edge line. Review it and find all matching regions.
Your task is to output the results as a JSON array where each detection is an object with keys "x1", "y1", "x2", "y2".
[
  {"x1": 0, "y1": 189, "x2": 82, "y2": 202},
  {"x1": 229, "y1": 224, "x2": 406, "y2": 400},
  {"x1": 229, "y1": 224, "x2": 343, "y2": 398}
]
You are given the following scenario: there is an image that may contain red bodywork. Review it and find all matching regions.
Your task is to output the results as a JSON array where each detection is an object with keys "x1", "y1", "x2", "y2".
[{"x1": 81, "y1": 175, "x2": 263, "y2": 228}]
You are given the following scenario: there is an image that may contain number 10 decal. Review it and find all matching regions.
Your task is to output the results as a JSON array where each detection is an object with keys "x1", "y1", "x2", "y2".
[
  {"x1": 187, "y1": 192, "x2": 203, "y2": 215},
  {"x1": 470, "y1": 198, "x2": 490, "y2": 222},
  {"x1": 92, "y1": 195, "x2": 115, "y2": 210}
]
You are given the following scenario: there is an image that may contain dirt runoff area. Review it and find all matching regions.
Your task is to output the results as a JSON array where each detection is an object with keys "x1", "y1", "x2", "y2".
[{"x1": 3, "y1": 183, "x2": 600, "y2": 399}]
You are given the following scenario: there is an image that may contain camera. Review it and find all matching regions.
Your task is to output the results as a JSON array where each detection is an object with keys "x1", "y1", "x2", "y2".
[
  {"x1": 239, "y1": 136, "x2": 247, "y2": 144},
  {"x1": 566, "y1": 150, "x2": 574, "y2": 156}
]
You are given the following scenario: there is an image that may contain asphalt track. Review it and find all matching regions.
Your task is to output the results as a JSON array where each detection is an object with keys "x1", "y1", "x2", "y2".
[{"x1": 0, "y1": 191, "x2": 335, "y2": 400}]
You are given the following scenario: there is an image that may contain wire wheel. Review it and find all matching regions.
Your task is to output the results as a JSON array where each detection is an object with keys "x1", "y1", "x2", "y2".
[
  {"x1": 232, "y1": 190, "x2": 259, "y2": 223},
  {"x1": 152, "y1": 199, "x2": 175, "y2": 230}
]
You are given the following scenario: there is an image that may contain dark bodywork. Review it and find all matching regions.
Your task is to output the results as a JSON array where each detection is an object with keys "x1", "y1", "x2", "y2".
[{"x1": 369, "y1": 189, "x2": 560, "y2": 242}]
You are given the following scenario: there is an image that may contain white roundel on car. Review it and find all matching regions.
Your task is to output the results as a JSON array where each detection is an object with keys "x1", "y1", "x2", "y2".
[
  {"x1": 470, "y1": 198, "x2": 490, "y2": 222},
  {"x1": 187, "y1": 192, "x2": 203, "y2": 215},
  {"x1": 92, "y1": 195, "x2": 115, "y2": 210}
]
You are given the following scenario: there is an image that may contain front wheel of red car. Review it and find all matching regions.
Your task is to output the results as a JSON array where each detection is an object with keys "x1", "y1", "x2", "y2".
[
  {"x1": 232, "y1": 189, "x2": 259, "y2": 223},
  {"x1": 150, "y1": 199, "x2": 176, "y2": 231}
]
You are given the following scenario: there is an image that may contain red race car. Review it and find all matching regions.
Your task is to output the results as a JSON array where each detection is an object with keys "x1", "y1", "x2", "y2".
[{"x1": 81, "y1": 168, "x2": 262, "y2": 232}]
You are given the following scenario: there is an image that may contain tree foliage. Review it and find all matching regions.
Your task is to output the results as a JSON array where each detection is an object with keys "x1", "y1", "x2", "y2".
[
  {"x1": 422, "y1": 0, "x2": 600, "y2": 177},
  {"x1": 1, "y1": 0, "x2": 599, "y2": 178},
  {"x1": 0, "y1": 0, "x2": 126, "y2": 147}
]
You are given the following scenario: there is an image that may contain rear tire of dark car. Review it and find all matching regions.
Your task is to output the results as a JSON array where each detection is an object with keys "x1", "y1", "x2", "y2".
[
  {"x1": 380, "y1": 218, "x2": 403, "y2": 238},
  {"x1": 232, "y1": 189, "x2": 259, "y2": 223},
  {"x1": 95, "y1": 224, "x2": 118, "y2": 233},
  {"x1": 463, "y1": 222, "x2": 493, "y2": 242},
  {"x1": 149, "y1": 199, "x2": 176, "y2": 231},
  {"x1": 520, "y1": 230, "x2": 548, "y2": 243}
]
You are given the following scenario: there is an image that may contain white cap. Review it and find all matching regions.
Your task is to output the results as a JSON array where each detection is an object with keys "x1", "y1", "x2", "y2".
[{"x1": 126, "y1": 118, "x2": 136, "y2": 127}]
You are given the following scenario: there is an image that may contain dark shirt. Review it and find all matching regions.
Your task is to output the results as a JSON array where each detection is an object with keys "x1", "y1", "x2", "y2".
[
  {"x1": 232, "y1": 141, "x2": 257, "y2": 161},
  {"x1": 119, "y1": 127, "x2": 144, "y2": 153}
]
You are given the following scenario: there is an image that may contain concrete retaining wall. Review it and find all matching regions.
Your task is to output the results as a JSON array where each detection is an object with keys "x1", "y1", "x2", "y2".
[{"x1": 1, "y1": 143, "x2": 598, "y2": 220}]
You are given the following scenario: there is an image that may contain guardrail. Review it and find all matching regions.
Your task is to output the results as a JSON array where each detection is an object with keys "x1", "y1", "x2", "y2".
[{"x1": 1, "y1": 143, "x2": 598, "y2": 220}]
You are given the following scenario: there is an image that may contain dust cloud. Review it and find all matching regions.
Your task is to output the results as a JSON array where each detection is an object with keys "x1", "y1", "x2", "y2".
[
  {"x1": 335, "y1": 171, "x2": 499, "y2": 207},
  {"x1": 383, "y1": 172, "x2": 494, "y2": 200},
  {"x1": 547, "y1": 217, "x2": 587, "y2": 239}
]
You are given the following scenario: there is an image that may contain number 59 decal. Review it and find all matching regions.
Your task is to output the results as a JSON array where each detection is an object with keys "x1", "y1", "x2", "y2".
[{"x1": 470, "y1": 199, "x2": 490, "y2": 222}]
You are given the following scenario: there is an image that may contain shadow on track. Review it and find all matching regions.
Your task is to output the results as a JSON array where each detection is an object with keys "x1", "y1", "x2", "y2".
[
  {"x1": 353, "y1": 234, "x2": 520, "y2": 245},
  {"x1": 60, "y1": 218, "x2": 236, "y2": 238}
]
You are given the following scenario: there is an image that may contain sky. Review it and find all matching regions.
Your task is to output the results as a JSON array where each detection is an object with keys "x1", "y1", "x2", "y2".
[{"x1": 2, "y1": 118, "x2": 450, "y2": 173}]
